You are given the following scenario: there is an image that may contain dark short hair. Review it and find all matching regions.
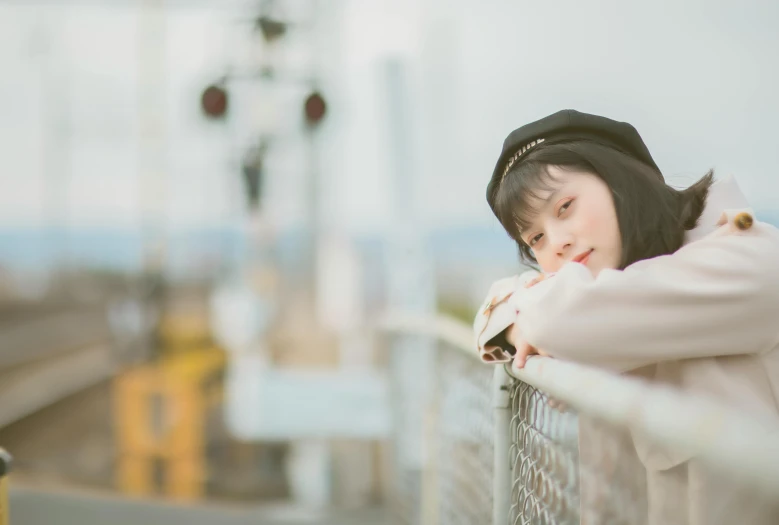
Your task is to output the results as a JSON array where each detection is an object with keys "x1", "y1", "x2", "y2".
[{"x1": 486, "y1": 140, "x2": 714, "y2": 269}]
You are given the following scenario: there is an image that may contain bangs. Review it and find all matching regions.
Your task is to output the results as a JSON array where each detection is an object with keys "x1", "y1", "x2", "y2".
[
  {"x1": 486, "y1": 140, "x2": 711, "y2": 271},
  {"x1": 491, "y1": 162, "x2": 564, "y2": 244}
]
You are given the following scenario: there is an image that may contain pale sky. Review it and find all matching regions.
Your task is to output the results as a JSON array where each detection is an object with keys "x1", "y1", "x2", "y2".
[{"x1": 0, "y1": 0, "x2": 777, "y2": 233}]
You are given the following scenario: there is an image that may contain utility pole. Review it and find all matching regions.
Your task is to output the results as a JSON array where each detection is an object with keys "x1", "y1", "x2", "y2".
[
  {"x1": 136, "y1": 0, "x2": 169, "y2": 361},
  {"x1": 137, "y1": 0, "x2": 168, "y2": 281}
]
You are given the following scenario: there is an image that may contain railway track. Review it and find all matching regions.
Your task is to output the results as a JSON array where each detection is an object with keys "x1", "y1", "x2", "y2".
[
  {"x1": 0, "y1": 303, "x2": 117, "y2": 429},
  {"x1": 0, "y1": 343, "x2": 115, "y2": 429},
  {"x1": 0, "y1": 308, "x2": 111, "y2": 370}
]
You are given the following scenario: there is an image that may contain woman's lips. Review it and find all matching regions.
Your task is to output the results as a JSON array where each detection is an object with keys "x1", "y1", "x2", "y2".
[{"x1": 573, "y1": 249, "x2": 593, "y2": 265}]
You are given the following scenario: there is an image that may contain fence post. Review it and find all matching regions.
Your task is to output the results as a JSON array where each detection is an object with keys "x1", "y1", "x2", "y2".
[
  {"x1": 0, "y1": 448, "x2": 11, "y2": 525},
  {"x1": 493, "y1": 366, "x2": 512, "y2": 525}
]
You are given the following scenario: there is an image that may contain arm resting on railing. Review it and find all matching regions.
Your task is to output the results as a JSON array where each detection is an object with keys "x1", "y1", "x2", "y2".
[{"x1": 512, "y1": 226, "x2": 779, "y2": 371}]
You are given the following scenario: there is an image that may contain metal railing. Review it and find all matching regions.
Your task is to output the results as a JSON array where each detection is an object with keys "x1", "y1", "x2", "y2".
[{"x1": 382, "y1": 313, "x2": 779, "y2": 525}]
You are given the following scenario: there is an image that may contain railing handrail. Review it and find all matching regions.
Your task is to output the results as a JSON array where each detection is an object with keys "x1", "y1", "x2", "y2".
[{"x1": 378, "y1": 312, "x2": 478, "y2": 360}]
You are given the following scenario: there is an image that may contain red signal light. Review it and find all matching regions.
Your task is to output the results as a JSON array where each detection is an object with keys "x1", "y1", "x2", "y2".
[
  {"x1": 304, "y1": 91, "x2": 326, "y2": 126},
  {"x1": 201, "y1": 84, "x2": 228, "y2": 119}
]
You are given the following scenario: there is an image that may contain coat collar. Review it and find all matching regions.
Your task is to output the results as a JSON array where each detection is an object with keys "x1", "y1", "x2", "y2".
[{"x1": 684, "y1": 175, "x2": 751, "y2": 245}]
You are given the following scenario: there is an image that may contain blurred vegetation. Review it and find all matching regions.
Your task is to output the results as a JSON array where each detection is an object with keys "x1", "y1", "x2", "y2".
[{"x1": 437, "y1": 298, "x2": 477, "y2": 324}]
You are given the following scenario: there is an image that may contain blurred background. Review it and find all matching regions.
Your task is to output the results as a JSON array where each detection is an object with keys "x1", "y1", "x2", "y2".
[{"x1": 0, "y1": 0, "x2": 778, "y2": 523}]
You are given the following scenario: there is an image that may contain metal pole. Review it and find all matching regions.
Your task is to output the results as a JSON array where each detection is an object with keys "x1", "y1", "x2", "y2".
[
  {"x1": 493, "y1": 366, "x2": 512, "y2": 525},
  {"x1": 307, "y1": 0, "x2": 322, "y2": 308},
  {"x1": 137, "y1": 0, "x2": 168, "y2": 278},
  {"x1": 382, "y1": 58, "x2": 437, "y2": 522}
]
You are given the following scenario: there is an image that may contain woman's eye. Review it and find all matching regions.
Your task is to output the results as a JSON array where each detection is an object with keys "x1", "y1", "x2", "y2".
[
  {"x1": 529, "y1": 233, "x2": 543, "y2": 246},
  {"x1": 558, "y1": 200, "x2": 573, "y2": 216}
]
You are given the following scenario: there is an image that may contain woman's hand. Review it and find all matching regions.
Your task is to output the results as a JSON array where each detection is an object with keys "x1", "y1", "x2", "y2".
[
  {"x1": 508, "y1": 325, "x2": 567, "y2": 411},
  {"x1": 514, "y1": 272, "x2": 566, "y2": 411},
  {"x1": 508, "y1": 273, "x2": 552, "y2": 369},
  {"x1": 507, "y1": 322, "x2": 550, "y2": 369}
]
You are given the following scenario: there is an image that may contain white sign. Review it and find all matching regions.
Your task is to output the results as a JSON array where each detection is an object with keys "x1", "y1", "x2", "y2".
[{"x1": 224, "y1": 353, "x2": 391, "y2": 440}]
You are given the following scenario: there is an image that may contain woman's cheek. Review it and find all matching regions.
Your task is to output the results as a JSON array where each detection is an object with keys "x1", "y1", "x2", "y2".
[
  {"x1": 536, "y1": 253, "x2": 560, "y2": 274},
  {"x1": 584, "y1": 208, "x2": 618, "y2": 244}
]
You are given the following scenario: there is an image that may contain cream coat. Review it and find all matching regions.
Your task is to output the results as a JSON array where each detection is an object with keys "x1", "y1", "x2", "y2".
[{"x1": 474, "y1": 176, "x2": 779, "y2": 524}]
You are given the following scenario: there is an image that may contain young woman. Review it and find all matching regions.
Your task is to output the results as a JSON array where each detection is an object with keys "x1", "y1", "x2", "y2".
[{"x1": 474, "y1": 109, "x2": 779, "y2": 524}]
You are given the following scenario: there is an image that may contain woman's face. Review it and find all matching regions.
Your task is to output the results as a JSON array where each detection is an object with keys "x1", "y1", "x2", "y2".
[{"x1": 520, "y1": 166, "x2": 622, "y2": 276}]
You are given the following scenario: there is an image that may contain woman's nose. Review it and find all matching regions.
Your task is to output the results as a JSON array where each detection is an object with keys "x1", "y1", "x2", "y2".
[{"x1": 547, "y1": 230, "x2": 574, "y2": 256}]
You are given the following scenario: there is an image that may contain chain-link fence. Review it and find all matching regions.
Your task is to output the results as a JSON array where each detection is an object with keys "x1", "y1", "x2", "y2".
[
  {"x1": 435, "y1": 344, "x2": 494, "y2": 525},
  {"x1": 385, "y1": 327, "x2": 494, "y2": 525},
  {"x1": 500, "y1": 361, "x2": 779, "y2": 525},
  {"x1": 507, "y1": 381, "x2": 578, "y2": 524},
  {"x1": 506, "y1": 381, "x2": 649, "y2": 525},
  {"x1": 386, "y1": 333, "x2": 428, "y2": 525},
  {"x1": 383, "y1": 315, "x2": 779, "y2": 525}
]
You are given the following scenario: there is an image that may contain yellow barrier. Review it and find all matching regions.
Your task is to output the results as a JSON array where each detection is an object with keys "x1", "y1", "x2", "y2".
[
  {"x1": 157, "y1": 313, "x2": 212, "y2": 352},
  {"x1": 113, "y1": 348, "x2": 225, "y2": 501},
  {"x1": 0, "y1": 448, "x2": 11, "y2": 525}
]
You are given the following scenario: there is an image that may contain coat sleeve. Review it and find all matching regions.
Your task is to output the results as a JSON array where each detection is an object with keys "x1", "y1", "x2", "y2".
[
  {"x1": 512, "y1": 216, "x2": 779, "y2": 372},
  {"x1": 474, "y1": 270, "x2": 540, "y2": 363}
]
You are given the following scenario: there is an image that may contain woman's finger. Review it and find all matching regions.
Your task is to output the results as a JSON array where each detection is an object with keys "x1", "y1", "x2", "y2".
[{"x1": 512, "y1": 339, "x2": 538, "y2": 369}]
